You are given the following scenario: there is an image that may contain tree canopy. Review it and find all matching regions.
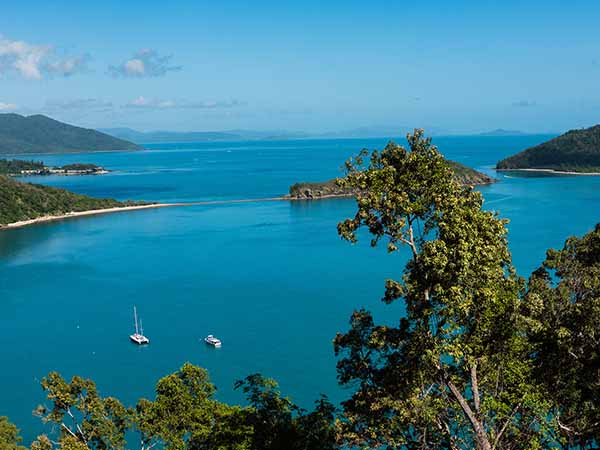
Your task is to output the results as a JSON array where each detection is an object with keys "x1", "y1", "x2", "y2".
[
  {"x1": 334, "y1": 130, "x2": 552, "y2": 449},
  {"x1": 522, "y1": 223, "x2": 600, "y2": 448}
]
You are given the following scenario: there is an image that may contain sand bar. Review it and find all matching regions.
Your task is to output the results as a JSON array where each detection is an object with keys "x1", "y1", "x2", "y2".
[
  {"x1": 0, "y1": 195, "x2": 361, "y2": 230},
  {"x1": 0, "y1": 203, "x2": 175, "y2": 230}
]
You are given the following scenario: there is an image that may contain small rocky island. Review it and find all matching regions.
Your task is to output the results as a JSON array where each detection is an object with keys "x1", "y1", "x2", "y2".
[
  {"x1": 0, "y1": 159, "x2": 109, "y2": 176},
  {"x1": 497, "y1": 124, "x2": 600, "y2": 173},
  {"x1": 288, "y1": 160, "x2": 495, "y2": 200}
]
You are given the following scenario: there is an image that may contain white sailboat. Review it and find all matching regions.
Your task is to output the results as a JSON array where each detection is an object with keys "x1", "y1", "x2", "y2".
[{"x1": 130, "y1": 306, "x2": 150, "y2": 345}]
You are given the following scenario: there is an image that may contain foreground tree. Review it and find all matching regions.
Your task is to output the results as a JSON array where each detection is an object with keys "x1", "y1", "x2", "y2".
[
  {"x1": 34, "y1": 373, "x2": 130, "y2": 450},
  {"x1": 334, "y1": 130, "x2": 552, "y2": 449},
  {"x1": 0, "y1": 417, "x2": 26, "y2": 450},
  {"x1": 136, "y1": 362, "x2": 252, "y2": 450},
  {"x1": 31, "y1": 363, "x2": 335, "y2": 450},
  {"x1": 235, "y1": 374, "x2": 337, "y2": 450},
  {"x1": 522, "y1": 224, "x2": 600, "y2": 448}
]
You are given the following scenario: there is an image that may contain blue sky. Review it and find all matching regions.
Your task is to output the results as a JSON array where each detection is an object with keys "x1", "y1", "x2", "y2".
[{"x1": 2, "y1": 0, "x2": 600, "y2": 133}]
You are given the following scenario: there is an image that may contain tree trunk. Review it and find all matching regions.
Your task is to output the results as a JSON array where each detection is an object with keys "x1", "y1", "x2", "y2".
[{"x1": 446, "y1": 379, "x2": 492, "y2": 450}]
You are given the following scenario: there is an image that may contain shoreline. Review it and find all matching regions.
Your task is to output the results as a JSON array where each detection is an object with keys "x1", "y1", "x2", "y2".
[
  {"x1": 0, "y1": 195, "x2": 358, "y2": 231},
  {"x1": 0, "y1": 203, "x2": 176, "y2": 230},
  {"x1": 496, "y1": 168, "x2": 600, "y2": 176}
]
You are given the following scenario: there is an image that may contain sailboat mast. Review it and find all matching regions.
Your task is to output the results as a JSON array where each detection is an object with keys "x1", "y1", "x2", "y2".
[
  {"x1": 133, "y1": 306, "x2": 139, "y2": 334},
  {"x1": 140, "y1": 318, "x2": 144, "y2": 336}
]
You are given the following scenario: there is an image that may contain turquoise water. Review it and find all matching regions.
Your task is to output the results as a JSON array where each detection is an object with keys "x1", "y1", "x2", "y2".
[{"x1": 2, "y1": 135, "x2": 600, "y2": 444}]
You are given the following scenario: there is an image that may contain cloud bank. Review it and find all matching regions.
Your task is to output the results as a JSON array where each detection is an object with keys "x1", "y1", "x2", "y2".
[
  {"x1": 109, "y1": 49, "x2": 182, "y2": 78},
  {"x1": 0, "y1": 36, "x2": 88, "y2": 79},
  {"x1": 0, "y1": 102, "x2": 17, "y2": 111}
]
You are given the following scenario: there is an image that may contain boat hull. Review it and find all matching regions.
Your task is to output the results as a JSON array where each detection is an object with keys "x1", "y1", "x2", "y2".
[{"x1": 130, "y1": 334, "x2": 150, "y2": 345}]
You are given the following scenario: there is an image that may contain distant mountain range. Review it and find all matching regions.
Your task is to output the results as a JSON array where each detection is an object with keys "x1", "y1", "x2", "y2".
[
  {"x1": 479, "y1": 128, "x2": 526, "y2": 136},
  {"x1": 97, "y1": 127, "x2": 312, "y2": 143},
  {"x1": 0, "y1": 113, "x2": 546, "y2": 156},
  {"x1": 98, "y1": 125, "x2": 452, "y2": 144},
  {"x1": 497, "y1": 124, "x2": 600, "y2": 173},
  {"x1": 0, "y1": 114, "x2": 141, "y2": 154}
]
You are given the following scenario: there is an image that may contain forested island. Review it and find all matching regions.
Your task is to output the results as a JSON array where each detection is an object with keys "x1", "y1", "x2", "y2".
[
  {"x1": 288, "y1": 159, "x2": 495, "y2": 199},
  {"x1": 0, "y1": 114, "x2": 141, "y2": 154},
  {"x1": 497, "y1": 124, "x2": 600, "y2": 173},
  {"x1": 0, "y1": 175, "x2": 150, "y2": 227},
  {"x1": 0, "y1": 159, "x2": 109, "y2": 176}
]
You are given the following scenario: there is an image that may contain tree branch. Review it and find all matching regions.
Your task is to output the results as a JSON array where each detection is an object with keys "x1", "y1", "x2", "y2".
[
  {"x1": 493, "y1": 403, "x2": 521, "y2": 450},
  {"x1": 60, "y1": 423, "x2": 79, "y2": 440},
  {"x1": 471, "y1": 363, "x2": 481, "y2": 413},
  {"x1": 445, "y1": 378, "x2": 491, "y2": 450}
]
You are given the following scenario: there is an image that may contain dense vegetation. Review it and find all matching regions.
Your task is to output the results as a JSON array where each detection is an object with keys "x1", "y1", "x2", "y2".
[
  {"x1": 497, "y1": 124, "x2": 600, "y2": 172},
  {"x1": 0, "y1": 159, "x2": 45, "y2": 174},
  {"x1": 0, "y1": 114, "x2": 141, "y2": 154},
  {"x1": 288, "y1": 157, "x2": 494, "y2": 199},
  {"x1": 3, "y1": 130, "x2": 600, "y2": 449},
  {"x1": 0, "y1": 159, "x2": 105, "y2": 175},
  {"x1": 59, "y1": 163, "x2": 103, "y2": 171},
  {"x1": 0, "y1": 175, "x2": 137, "y2": 225}
]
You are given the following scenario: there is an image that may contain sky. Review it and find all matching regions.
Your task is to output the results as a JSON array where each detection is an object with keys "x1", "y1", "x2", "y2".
[{"x1": 1, "y1": 0, "x2": 600, "y2": 133}]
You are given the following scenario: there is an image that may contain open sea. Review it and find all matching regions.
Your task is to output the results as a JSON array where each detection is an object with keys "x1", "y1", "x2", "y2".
[{"x1": 2, "y1": 135, "x2": 600, "y2": 444}]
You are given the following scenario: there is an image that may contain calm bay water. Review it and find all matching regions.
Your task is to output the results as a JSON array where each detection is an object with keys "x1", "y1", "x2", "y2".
[{"x1": 2, "y1": 135, "x2": 600, "y2": 443}]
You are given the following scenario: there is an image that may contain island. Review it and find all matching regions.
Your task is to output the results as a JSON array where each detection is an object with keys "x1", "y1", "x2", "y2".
[
  {"x1": 287, "y1": 161, "x2": 495, "y2": 200},
  {"x1": 496, "y1": 124, "x2": 600, "y2": 173},
  {"x1": 0, "y1": 175, "x2": 166, "y2": 228},
  {"x1": 0, "y1": 159, "x2": 109, "y2": 176},
  {"x1": 0, "y1": 113, "x2": 142, "y2": 154}
]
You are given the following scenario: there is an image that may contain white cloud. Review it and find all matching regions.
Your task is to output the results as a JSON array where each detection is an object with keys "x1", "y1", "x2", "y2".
[
  {"x1": 0, "y1": 102, "x2": 17, "y2": 111},
  {"x1": 124, "y1": 96, "x2": 244, "y2": 110},
  {"x1": 109, "y1": 49, "x2": 181, "y2": 78},
  {"x1": 45, "y1": 54, "x2": 90, "y2": 77},
  {"x1": 0, "y1": 36, "x2": 88, "y2": 79}
]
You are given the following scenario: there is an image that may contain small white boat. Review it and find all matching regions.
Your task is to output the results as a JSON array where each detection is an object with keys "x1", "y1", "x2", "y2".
[
  {"x1": 204, "y1": 334, "x2": 222, "y2": 347},
  {"x1": 130, "y1": 306, "x2": 149, "y2": 345}
]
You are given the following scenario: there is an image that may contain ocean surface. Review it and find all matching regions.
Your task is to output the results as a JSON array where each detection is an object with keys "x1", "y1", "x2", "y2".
[{"x1": 2, "y1": 135, "x2": 600, "y2": 443}]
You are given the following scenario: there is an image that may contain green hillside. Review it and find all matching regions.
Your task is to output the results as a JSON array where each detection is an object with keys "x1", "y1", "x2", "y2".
[
  {"x1": 0, "y1": 175, "x2": 136, "y2": 225},
  {"x1": 497, "y1": 125, "x2": 600, "y2": 172},
  {"x1": 0, "y1": 114, "x2": 142, "y2": 154}
]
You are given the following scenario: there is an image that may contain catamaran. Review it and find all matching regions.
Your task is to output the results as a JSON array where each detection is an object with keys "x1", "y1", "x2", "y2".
[{"x1": 130, "y1": 306, "x2": 149, "y2": 345}]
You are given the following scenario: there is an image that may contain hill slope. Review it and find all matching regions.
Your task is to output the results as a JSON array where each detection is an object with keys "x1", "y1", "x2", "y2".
[
  {"x1": 288, "y1": 160, "x2": 495, "y2": 199},
  {"x1": 496, "y1": 125, "x2": 600, "y2": 172},
  {"x1": 0, "y1": 175, "x2": 131, "y2": 225},
  {"x1": 0, "y1": 114, "x2": 142, "y2": 154}
]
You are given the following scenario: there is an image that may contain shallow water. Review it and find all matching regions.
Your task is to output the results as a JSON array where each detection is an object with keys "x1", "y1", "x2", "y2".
[{"x1": 2, "y1": 135, "x2": 600, "y2": 443}]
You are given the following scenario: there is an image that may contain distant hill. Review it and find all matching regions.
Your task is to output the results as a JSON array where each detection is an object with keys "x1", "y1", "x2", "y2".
[
  {"x1": 288, "y1": 160, "x2": 495, "y2": 199},
  {"x1": 99, "y1": 127, "x2": 243, "y2": 143},
  {"x1": 479, "y1": 128, "x2": 526, "y2": 136},
  {"x1": 99, "y1": 125, "x2": 451, "y2": 143},
  {"x1": 99, "y1": 127, "x2": 311, "y2": 143},
  {"x1": 0, "y1": 175, "x2": 132, "y2": 225},
  {"x1": 496, "y1": 125, "x2": 600, "y2": 172},
  {"x1": 0, "y1": 114, "x2": 141, "y2": 154}
]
